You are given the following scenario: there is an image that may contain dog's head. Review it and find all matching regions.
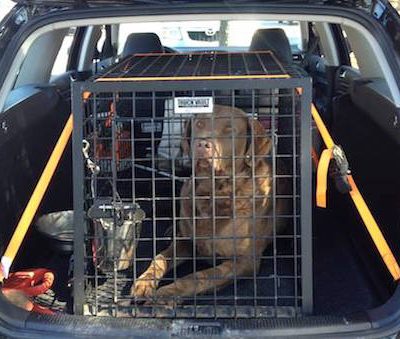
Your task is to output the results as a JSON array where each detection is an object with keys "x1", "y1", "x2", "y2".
[{"x1": 181, "y1": 105, "x2": 272, "y2": 174}]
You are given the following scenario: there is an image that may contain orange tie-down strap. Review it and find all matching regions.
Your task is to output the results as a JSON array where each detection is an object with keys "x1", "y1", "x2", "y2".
[
  {"x1": 316, "y1": 148, "x2": 333, "y2": 209},
  {"x1": 0, "y1": 114, "x2": 73, "y2": 283},
  {"x1": 311, "y1": 103, "x2": 400, "y2": 281}
]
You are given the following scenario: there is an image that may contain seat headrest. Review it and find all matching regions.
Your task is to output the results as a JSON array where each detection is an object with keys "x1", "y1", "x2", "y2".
[
  {"x1": 249, "y1": 28, "x2": 292, "y2": 64},
  {"x1": 122, "y1": 33, "x2": 164, "y2": 58}
]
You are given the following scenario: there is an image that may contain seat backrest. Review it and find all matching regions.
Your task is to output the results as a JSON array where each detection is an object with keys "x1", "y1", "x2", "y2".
[
  {"x1": 249, "y1": 28, "x2": 297, "y2": 162},
  {"x1": 121, "y1": 32, "x2": 164, "y2": 58},
  {"x1": 249, "y1": 28, "x2": 293, "y2": 64}
]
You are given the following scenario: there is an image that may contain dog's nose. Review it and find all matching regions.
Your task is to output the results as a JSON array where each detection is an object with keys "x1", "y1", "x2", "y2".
[{"x1": 197, "y1": 139, "x2": 212, "y2": 149}]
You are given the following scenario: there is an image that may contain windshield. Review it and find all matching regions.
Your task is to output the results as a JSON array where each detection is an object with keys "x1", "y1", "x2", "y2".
[{"x1": 118, "y1": 20, "x2": 303, "y2": 53}]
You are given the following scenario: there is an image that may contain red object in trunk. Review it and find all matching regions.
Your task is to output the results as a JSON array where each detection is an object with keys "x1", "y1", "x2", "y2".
[{"x1": 2, "y1": 269, "x2": 55, "y2": 315}]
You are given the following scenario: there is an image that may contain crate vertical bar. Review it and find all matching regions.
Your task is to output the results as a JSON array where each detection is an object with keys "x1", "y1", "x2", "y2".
[
  {"x1": 300, "y1": 79, "x2": 313, "y2": 314},
  {"x1": 72, "y1": 81, "x2": 86, "y2": 315}
]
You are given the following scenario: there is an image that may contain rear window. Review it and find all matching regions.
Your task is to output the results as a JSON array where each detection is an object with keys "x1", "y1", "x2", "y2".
[{"x1": 118, "y1": 20, "x2": 302, "y2": 53}]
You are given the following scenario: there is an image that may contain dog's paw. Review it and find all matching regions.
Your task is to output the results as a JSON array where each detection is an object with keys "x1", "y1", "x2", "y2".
[{"x1": 130, "y1": 273, "x2": 158, "y2": 298}]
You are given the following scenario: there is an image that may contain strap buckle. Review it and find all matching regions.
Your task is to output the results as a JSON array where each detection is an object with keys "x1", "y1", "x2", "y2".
[{"x1": 329, "y1": 145, "x2": 351, "y2": 194}]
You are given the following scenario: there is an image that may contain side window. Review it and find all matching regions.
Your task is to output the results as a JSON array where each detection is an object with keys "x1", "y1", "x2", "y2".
[
  {"x1": 342, "y1": 28, "x2": 359, "y2": 70},
  {"x1": 93, "y1": 25, "x2": 117, "y2": 73},
  {"x1": 95, "y1": 26, "x2": 108, "y2": 59},
  {"x1": 307, "y1": 23, "x2": 323, "y2": 57},
  {"x1": 51, "y1": 27, "x2": 77, "y2": 77},
  {"x1": 14, "y1": 28, "x2": 77, "y2": 89}
]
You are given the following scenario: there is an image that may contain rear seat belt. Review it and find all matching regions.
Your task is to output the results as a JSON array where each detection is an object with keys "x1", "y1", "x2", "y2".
[
  {"x1": 0, "y1": 114, "x2": 73, "y2": 283},
  {"x1": 312, "y1": 103, "x2": 400, "y2": 281}
]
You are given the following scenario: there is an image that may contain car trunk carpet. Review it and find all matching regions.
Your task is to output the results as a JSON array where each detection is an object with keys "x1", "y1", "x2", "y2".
[
  {"x1": 313, "y1": 208, "x2": 382, "y2": 315},
  {"x1": 81, "y1": 207, "x2": 381, "y2": 317},
  {"x1": 15, "y1": 200, "x2": 382, "y2": 317}
]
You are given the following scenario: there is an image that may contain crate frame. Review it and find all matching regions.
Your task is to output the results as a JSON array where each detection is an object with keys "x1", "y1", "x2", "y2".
[{"x1": 72, "y1": 77, "x2": 313, "y2": 317}]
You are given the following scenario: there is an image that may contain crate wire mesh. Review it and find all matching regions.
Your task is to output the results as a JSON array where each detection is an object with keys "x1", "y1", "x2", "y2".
[
  {"x1": 72, "y1": 52, "x2": 312, "y2": 319},
  {"x1": 95, "y1": 51, "x2": 304, "y2": 80}
]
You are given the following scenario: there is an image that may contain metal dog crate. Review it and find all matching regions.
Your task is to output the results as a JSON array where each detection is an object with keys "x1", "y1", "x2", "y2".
[{"x1": 72, "y1": 52, "x2": 312, "y2": 319}]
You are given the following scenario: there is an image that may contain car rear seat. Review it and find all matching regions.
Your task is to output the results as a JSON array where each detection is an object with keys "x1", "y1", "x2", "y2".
[
  {"x1": 121, "y1": 32, "x2": 164, "y2": 57},
  {"x1": 249, "y1": 28, "x2": 293, "y2": 64},
  {"x1": 116, "y1": 33, "x2": 165, "y2": 169},
  {"x1": 249, "y1": 28, "x2": 298, "y2": 160}
]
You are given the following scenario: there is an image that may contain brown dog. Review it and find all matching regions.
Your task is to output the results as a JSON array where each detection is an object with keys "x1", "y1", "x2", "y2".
[{"x1": 130, "y1": 104, "x2": 286, "y2": 303}]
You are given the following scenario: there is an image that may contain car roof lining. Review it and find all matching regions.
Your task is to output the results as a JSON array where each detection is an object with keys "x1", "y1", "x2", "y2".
[{"x1": 0, "y1": 12, "x2": 399, "y2": 111}]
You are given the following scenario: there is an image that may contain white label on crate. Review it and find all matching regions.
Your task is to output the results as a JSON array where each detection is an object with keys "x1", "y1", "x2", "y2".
[
  {"x1": 174, "y1": 97, "x2": 214, "y2": 114},
  {"x1": 141, "y1": 122, "x2": 162, "y2": 133}
]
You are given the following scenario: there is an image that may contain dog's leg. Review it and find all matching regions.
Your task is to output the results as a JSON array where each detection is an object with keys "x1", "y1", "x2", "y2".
[
  {"x1": 131, "y1": 240, "x2": 191, "y2": 297},
  {"x1": 154, "y1": 258, "x2": 260, "y2": 304}
]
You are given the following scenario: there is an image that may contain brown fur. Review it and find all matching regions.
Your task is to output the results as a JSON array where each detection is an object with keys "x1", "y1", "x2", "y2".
[{"x1": 131, "y1": 105, "x2": 286, "y2": 304}]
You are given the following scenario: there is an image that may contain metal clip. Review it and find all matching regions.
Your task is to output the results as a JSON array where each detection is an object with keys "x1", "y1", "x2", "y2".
[
  {"x1": 88, "y1": 199, "x2": 145, "y2": 226},
  {"x1": 82, "y1": 140, "x2": 100, "y2": 175},
  {"x1": 329, "y1": 145, "x2": 352, "y2": 194}
]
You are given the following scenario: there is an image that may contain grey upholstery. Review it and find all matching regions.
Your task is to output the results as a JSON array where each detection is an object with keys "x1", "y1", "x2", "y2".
[
  {"x1": 121, "y1": 32, "x2": 164, "y2": 58},
  {"x1": 249, "y1": 28, "x2": 292, "y2": 64}
]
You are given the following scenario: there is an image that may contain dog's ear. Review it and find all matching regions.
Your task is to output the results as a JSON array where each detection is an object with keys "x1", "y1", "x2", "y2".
[
  {"x1": 181, "y1": 119, "x2": 192, "y2": 157},
  {"x1": 245, "y1": 118, "x2": 272, "y2": 167}
]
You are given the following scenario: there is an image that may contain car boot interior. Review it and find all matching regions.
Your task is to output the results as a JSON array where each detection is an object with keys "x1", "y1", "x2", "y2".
[{"x1": 0, "y1": 3, "x2": 400, "y2": 336}]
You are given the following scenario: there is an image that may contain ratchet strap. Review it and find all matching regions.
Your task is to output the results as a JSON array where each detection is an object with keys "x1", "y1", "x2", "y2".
[
  {"x1": 312, "y1": 103, "x2": 400, "y2": 281},
  {"x1": 0, "y1": 114, "x2": 73, "y2": 283}
]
